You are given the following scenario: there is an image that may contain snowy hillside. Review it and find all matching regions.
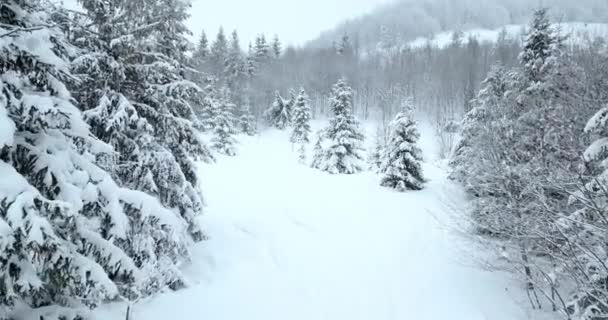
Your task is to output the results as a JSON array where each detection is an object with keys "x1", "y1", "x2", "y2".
[
  {"x1": 94, "y1": 121, "x2": 537, "y2": 320},
  {"x1": 407, "y1": 22, "x2": 608, "y2": 49}
]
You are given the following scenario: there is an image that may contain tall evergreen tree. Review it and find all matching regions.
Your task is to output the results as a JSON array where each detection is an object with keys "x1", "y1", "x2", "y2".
[
  {"x1": 0, "y1": 1, "x2": 190, "y2": 316},
  {"x1": 210, "y1": 27, "x2": 229, "y2": 77},
  {"x1": 380, "y1": 106, "x2": 425, "y2": 191},
  {"x1": 290, "y1": 89, "x2": 312, "y2": 162},
  {"x1": 254, "y1": 34, "x2": 272, "y2": 65},
  {"x1": 290, "y1": 89, "x2": 312, "y2": 144},
  {"x1": 194, "y1": 30, "x2": 209, "y2": 64},
  {"x1": 211, "y1": 93, "x2": 238, "y2": 156},
  {"x1": 317, "y1": 79, "x2": 366, "y2": 174},
  {"x1": 246, "y1": 42, "x2": 257, "y2": 77},
  {"x1": 272, "y1": 35, "x2": 282, "y2": 58},
  {"x1": 225, "y1": 30, "x2": 245, "y2": 89},
  {"x1": 73, "y1": 0, "x2": 212, "y2": 245}
]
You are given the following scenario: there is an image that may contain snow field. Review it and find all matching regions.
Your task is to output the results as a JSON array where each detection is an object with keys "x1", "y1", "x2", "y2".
[{"x1": 97, "y1": 120, "x2": 533, "y2": 320}]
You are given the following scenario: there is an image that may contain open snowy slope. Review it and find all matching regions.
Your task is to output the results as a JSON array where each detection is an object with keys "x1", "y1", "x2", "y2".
[{"x1": 97, "y1": 121, "x2": 534, "y2": 320}]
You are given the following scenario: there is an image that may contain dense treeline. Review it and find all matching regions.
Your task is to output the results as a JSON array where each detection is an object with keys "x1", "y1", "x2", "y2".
[
  {"x1": 0, "y1": 0, "x2": 216, "y2": 318},
  {"x1": 451, "y1": 9, "x2": 608, "y2": 320},
  {"x1": 3, "y1": 0, "x2": 608, "y2": 319}
]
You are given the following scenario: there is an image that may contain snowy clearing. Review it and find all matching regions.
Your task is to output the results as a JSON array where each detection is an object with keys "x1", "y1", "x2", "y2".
[{"x1": 97, "y1": 121, "x2": 533, "y2": 320}]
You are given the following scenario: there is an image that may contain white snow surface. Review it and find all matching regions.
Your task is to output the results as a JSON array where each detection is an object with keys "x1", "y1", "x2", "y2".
[{"x1": 97, "y1": 120, "x2": 535, "y2": 320}]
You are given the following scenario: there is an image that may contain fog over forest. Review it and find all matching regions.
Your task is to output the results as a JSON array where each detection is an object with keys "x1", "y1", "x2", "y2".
[{"x1": 2, "y1": 1, "x2": 608, "y2": 320}]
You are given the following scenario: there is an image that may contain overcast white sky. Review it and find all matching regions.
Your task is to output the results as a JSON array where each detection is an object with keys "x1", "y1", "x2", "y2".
[{"x1": 189, "y1": 0, "x2": 393, "y2": 48}]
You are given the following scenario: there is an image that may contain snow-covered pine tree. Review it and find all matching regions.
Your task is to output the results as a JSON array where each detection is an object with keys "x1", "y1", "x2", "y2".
[
  {"x1": 193, "y1": 78, "x2": 221, "y2": 131},
  {"x1": 311, "y1": 130, "x2": 326, "y2": 169},
  {"x1": 290, "y1": 89, "x2": 312, "y2": 163},
  {"x1": 286, "y1": 89, "x2": 297, "y2": 121},
  {"x1": 73, "y1": 0, "x2": 212, "y2": 244},
  {"x1": 379, "y1": 106, "x2": 425, "y2": 191},
  {"x1": 272, "y1": 35, "x2": 282, "y2": 59},
  {"x1": 0, "y1": 1, "x2": 189, "y2": 316},
  {"x1": 560, "y1": 105, "x2": 608, "y2": 319},
  {"x1": 290, "y1": 89, "x2": 312, "y2": 145},
  {"x1": 193, "y1": 30, "x2": 210, "y2": 72},
  {"x1": 211, "y1": 96, "x2": 238, "y2": 156},
  {"x1": 125, "y1": 0, "x2": 214, "y2": 240},
  {"x1": 239, "y1": 104, "x2": 257, "y2": 136},
  {"x1": 317, "y1": 78, "x2": 366, "y2": 174},
  {"x1": 246, "y1": 42, "x2": 257, "y2": 77},
  {"x1": 254, "y1": 34, "x2": 272, "y2": 65},
  {"x1": 225, "y1": 30, "x2": 245, "y2": 90},
  {"x1": 368, "y1": 125, "x2": 387, "y2": 172},
  {"x1": 210, "y1": 27, "x2": 229, "y2": 78},
  {"x1": 449, "y1": 65, "x2": 510, "y2": 185},
  {"x1": 265, "y1": 91, "x2": 292, "y2": 129}
]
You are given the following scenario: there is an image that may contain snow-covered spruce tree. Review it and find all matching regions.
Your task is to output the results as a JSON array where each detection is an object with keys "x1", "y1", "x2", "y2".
[
  {"x1": 317, "y1": 78, "x2": 366, "y2": 174},
  {"x1": 239, "y1": 104, "x2": 257, "y2": 136},
  {"x1": 559, "y1": 105, "x2": 608, "y2": 319},
  {"x1": 290, "y1": 90, "x2": 312, "y2": 163},
  {"x1": 0, "y1": 1, "x2": 189, "y2": 316},
  {"x1": 225, "y1": 30, "x2": 245, "y2": 91},
  {"x1": 194, "y1": 78, "x2": 222, "y2": 131},
  {"x1": 265, "y1": 91, "x2": 291, "y2": 129},
  {"x1": 368, "y1": 125, "x2": 387, "y2": 173},
  {"x1": 449, "y1": 65, "x2": 510, "y2": 185},
  {"x1": 211, "y1": 94, "x2": 238, "y2": 156},
  {"x1": 193, "y1": 30, "x2": 209, "y2": 68},
  {"x1": 122, "y1": 0, "x2": 213, "y2": 241},
  {"x1": 245, "y1": 43, "x2": 257, "y2": 77},
  {"x1": 290, "y1": 89, "x2": 312, "y2": 145},
  {"x1": 311, "y1": 130, "x2": 326, "y2": 169},
  {"x1": 73, "y1": 0, "x2": 212, "y2": 244},
  {"x1": 254, "y1": 34, "x2": 272, "y2": 66},
  {"x1": 272, "y1": 35, "x2": 282, "y2": 59},
  {"x1": 380, "y1": 107, "x2": 425, "y2": 191},
  {"x1": 210, "y1": 26, "x2": 228, "y2": 78}
]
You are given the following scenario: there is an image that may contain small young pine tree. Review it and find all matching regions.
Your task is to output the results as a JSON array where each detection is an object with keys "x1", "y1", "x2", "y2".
[
  {"x1": 368, "y1": 125, "x2": 387, "y2": 172},
  {"x1": 380, "y1": 107, "x2": 425, "y2": 191},
  {"x1": 212, "y1": 98, "x2": 238, "y2": 156},
  {"x1": 239, "y1": 104, "x2": 257, "y2": 136},
  {"x1": 290, "y1": 89, "x2": 312, "y2": 144},
  {"x1": 311, "y1": 130, "x2": 326, "y2": 169},
  {"x1": 317, "y1": 78, "x2": 366, "y2": 174}
]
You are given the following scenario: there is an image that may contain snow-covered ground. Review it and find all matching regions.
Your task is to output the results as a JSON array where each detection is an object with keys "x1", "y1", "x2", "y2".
[{"x1": 97, "y1": 121, "x2": 536, "y2": 320}]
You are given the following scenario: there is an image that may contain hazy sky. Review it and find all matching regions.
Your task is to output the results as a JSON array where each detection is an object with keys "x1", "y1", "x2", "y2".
[{"x1": 189, "y1": 0, "x2": 394, "y2": 48}]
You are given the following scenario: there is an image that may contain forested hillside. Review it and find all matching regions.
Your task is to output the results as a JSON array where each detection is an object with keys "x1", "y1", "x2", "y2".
[{"x1": 310, "y1": 0, "x2": 608, "y2": 49}]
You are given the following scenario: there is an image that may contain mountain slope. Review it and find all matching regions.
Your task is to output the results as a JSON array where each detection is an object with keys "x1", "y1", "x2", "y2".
[
  {"x1": 95, "y1": 121, "x2": 537, "y2": 320},
  {"x1": 308, "y1": 0, "x2": 608, "y2": 49}
]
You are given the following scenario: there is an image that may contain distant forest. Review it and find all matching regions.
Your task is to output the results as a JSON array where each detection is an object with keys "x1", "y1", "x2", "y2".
[{"x1": 310, "y1": 0, "x2": 608, "y2": 49}]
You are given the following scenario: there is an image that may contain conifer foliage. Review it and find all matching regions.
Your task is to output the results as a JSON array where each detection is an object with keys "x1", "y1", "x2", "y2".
[
  {"x1": 0, "y1": 1, "x2": 190, "y2": 317},
  {"x1": 290, "y1": 89, "x2": 312, "y2": 144},
  {"x1": 380, "y1": 107, "x2": 425, "y2": 191},
  {"x1": 316, "y1": 79, "x2": 366, "y2": 174},
  {"x1": 265, "y1": 91, "x2": 292, "y2": 130},
  {"x1": 211, "y1": 94, "x2": 238, "y2": 156},
  {"x1": 290, "y1": 89, "x2": 312, "y2": 163}
]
